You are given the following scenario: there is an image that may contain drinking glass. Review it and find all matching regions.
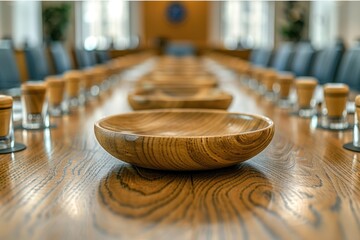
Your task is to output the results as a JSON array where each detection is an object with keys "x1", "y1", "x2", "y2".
[
  {"x1": 273, "y1": 72, "x2": 294, "y2": 108},
  {"x1": 21, "y1": 83, "x2": 49, "y2": 129},
  {"x1": 0, "y1": 95, "x2": 14, "y2": 149},
  {"x1": 295, "y1": 77, "x2": 318, "y2": 117},
  {"x1": 321, "y1": 83, "x2": 349, "y2": 129},
  {"x1": 46, "y1": 76, "x2": 65, "y2": 116},
  {"x1": 64, "y1": 70, "x2": 84, "y2": 109}
]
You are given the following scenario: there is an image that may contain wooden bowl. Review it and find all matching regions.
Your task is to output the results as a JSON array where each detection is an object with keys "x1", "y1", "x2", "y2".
[
  {"x1": 137, "y1": 76, "x2": 217, "y2": 89},
  {"x1": 128, "y1": 88, "x2": 233, "y2": 110},
  {"x1": 150, "y1": 70, "x2": 211, "y2": 77},
  {"x1": 94, "y1": 109, "x2": 274, "y2": 171}
]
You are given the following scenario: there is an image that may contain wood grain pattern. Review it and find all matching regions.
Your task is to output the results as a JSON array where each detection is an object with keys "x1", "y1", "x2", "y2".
[
  {"x1": 1, "y1": 57, "x2": 360, "y2": 239},
  {"x1": 94, "y1": 110, "x2": 274, "y2": 170},
  {"x1": 128, "y1": 88, "x2": 233, "y2": 110}
]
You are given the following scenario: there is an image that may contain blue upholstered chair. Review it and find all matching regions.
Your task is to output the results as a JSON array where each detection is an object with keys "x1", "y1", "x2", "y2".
[
  {"x1": 249, "y1": 49, "x2": 259, "y2": 63},
  {"x1": 24, "y1": 46, "x2": 49, "y2": 80},
  {"x1": 0, "y1": 46, "x2": 22, "y2": 91},
  {"x1": 165, "y1": 43, "x2": 195, "y2": 56},
  {"x1": 49, "y1": 42, "x2": 72, "y2": 74},
  {"x1": 250, "y1": 48, "x2": 272, "y2": 67},
  {"x1": 271, "y1": 42, "x2": 295, "y2": 72},
  {"x1": 335, "y1": 46, "x2": 360, "y2": 91},
  {"x1": 96, "y1": 50, "x2": 110, "y2": 64},
  {"x1": 75, "y1": 49, "x2": 97, "y2": 69},
  {"x1": 312, "y1": 45, "x2": 344, "y2": 85},
  {"x1": 291, "y1": 42, "x2": 315, "y2": 76}
]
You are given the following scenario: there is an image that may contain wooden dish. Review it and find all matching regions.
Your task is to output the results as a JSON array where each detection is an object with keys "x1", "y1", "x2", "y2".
[
  {"x1": 150, "y1": 70, "x2": 211, "y2": 77},
  {"x1": 94, "y1": 109, "x2": 274, "y2": 171},
  {"x1": 137, "y1": 76, "x2": 217, "y2": 89},
  {"x1": 128, "y1": 88, "x2": 233, "y2": 110}
]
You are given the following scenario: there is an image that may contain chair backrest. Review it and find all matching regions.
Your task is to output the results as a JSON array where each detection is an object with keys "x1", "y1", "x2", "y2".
[
  {"x1": 250, "y1": 48, "x2": 272, "y2": 67},
  {"x1": 312, "y1": 45, "x2": 344, "y2": 85},
  {"x1": 0, "y1": 47, "x2": 21, "y2": 90},
  {"x1": 24, "y1": 46, "x2": 49, "y2": 80},
  {"x1": 249, "y1": 49, "x2": 258, "y2": 63},
  {"x1": 96, "y1": 50, "x2": 110, "y2": 64},
  {"x1": 49, "y1": 42, "x2": 72, "y2": 74},
  {"x1": 336, "y1": 46, "x2": 360, "y2": 91},
  {"x1": 75, "y1": 49, "x2": 97, "y2": 69},
  {"x1": 291, "y1": 42, "x2": 315, "y2": 76},
  {"x1": 165, "y1": 43, "x2": 195, "y2": 56},
  {"x1": 271, "y1": 42, "x2": 295, "y2": 71}
]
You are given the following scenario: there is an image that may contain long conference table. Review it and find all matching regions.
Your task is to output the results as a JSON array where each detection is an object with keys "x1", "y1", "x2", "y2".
[{"x1": 1, "y1": 58, "x2": 360, "y2": 240}]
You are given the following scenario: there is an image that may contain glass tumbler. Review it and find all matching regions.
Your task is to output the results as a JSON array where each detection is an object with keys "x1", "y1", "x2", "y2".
[
  {"x1": 46, "y1": 76, "x2": 65, "y2": 117},
  {"x1": 261, "y1": 69, "x2": 277, "y2": 99},
  {"x1": 64, "y1": 70, "x2": 84, "y2": 109},
  {"x1": 21, "y1": 82, "x2": 48, "y2": 129},
  {"x1": 321, "y1": 83, "x2": 349, "y2": 129},
  {"x1": 295, "y1": 77, "x2": 318, "y2": 117},
  {"x1": 0, "y1": 95, "x2": 14, "y2": 149},
  {"x1": 273, "y1": 72, "x2": 294, "y2": 108},
  {"x1": 83, "y1": 70, "x2": 96, "y2": 99},
  {"x1": 353, "y1": 95, "x2": 360, "y2": 147}
]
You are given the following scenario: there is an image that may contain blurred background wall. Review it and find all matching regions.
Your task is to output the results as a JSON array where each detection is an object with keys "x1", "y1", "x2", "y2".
[
  {"x1": 142, "y1": 1, "x2": 209, "y2": 49},
  {"x1": 1, "y1": 1, "x2": 360, "y2": 51}
]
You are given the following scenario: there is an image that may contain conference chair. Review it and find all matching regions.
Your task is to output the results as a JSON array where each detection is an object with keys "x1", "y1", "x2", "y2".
[
  {"x1": 311, "y1": 44, "x2": 344, "y2": 85},
  {"x1": 49, "y1": 42, "x2": 72, "y2": 74},
  {"x1": 75, "y1": 49, "x2": 97, "y2": 69},
  {"x1": 291, "y1": 42, "x2": 315, "y2": 76},
  {"x1": 24, "y1": 46, "x2": 49, "y2": 80},
  {"x1": 336, "y1": 46, "x2": 360, "y2": 91},
  {"x1": 250, "y1": 48, "x2": 272, "y2": 67},
  {"x1": 0, "y1": 46, "x2": 22, "y2": 93},
  {"x1": 96, "y1": 50, "x2": 111, "y2": 64},
  {"x1": 271, "y1": 42, "x2": 295, "y2": 72}
]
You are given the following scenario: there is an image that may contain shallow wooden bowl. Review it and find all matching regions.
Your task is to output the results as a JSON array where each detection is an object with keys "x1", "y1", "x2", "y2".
[
  {"x1": 137, "y1": 76, "x2": 217, "y2": 89},
  {"x1": 94, "y1": 109, "x2": 274, "y2": 171},
  {"x1": 128, "y1": 88, "x2": 233, "y2": 110},
  {"x1": 151, "y1": 70, "x2": 211, "y2": 77}
]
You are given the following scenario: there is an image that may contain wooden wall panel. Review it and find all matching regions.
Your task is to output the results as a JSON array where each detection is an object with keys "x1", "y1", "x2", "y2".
[
  {"x1": 142, "y1": 1, "x2": 209, "y2": 48},
  {"x1": 14, "y1": 50, "x2": 28, "y2": 83}
]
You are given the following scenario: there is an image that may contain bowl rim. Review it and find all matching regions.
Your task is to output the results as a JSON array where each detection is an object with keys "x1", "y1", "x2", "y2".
[
  {"x1": 94, "y1": 109, "x2": 274, "y2": 139},
  {"x1": 139, "y1": 77, "x2": 217, "y2": 84},
  {"x1": 128, "y1": 89, "x2": 233, "y2": 102}
]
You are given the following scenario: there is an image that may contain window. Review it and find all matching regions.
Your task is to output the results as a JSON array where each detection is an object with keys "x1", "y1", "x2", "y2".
[
  {"x1": 310, "y1": 1, "x2": 338, "y2": 49},
  {"x1": 78, "y1": 0, "x2": 130, "y2": 50},
  {"x1": 10, "y1": 1, "x2": 42, "y2": 48},
  {"x1": 222, "y1": 1, "x2": 274, "y2": 49}
]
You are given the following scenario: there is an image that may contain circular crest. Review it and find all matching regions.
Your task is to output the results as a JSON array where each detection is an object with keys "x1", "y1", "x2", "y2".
[{"x1": 166, "y1": 2, "x2": 186, "y2": 23}]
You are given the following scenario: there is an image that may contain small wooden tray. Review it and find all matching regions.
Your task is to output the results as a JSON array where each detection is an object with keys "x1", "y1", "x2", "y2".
[
  {"x1": 128, "y1": 88, "x2": 233, "y2": 110},
  {"x1": 94, "y1": 109, "x2": 274, "y2": 171}
]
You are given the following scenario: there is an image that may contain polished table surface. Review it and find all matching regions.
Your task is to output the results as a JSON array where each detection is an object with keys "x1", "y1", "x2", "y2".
[{"x1": 1, "y1": 59, "x2": 360, "y2": 240}]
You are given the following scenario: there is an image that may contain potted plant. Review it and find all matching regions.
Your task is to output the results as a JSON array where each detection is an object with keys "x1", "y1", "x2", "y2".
[
  {"x1": 42, "y1": 4, "x2": 71, "y2": 42},
  {"x1": 280, "y1": 2, "x2": 305, "y2": 42}
]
